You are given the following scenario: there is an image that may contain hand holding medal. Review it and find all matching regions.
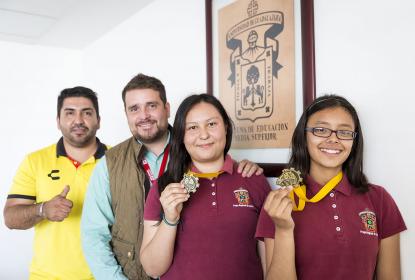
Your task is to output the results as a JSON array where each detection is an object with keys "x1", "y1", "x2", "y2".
[
  {"x1": 159, "y1": 182, "x2": 190, "y2": 225},
  {"x1": 263, "y1": 172, "x2": 297, "y2": 230}
]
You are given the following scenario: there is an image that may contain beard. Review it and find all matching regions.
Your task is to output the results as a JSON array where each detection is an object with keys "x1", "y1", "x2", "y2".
[
  {"x1": 66, "y1": 133, "x2": 96, "y2": 147},
  {"x1": 134, "y1": 124, "x2": 168, "y2": 144},
  {"x1": 63, "y1": 124, "x2": 97, "y2": 148}
]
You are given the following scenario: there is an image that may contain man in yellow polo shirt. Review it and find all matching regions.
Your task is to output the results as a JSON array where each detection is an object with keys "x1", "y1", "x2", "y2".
[{"x1": 3, "y1": 86, "x2": 108, "y2": 279}]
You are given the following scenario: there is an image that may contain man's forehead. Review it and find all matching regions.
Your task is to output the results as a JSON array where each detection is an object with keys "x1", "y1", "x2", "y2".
[
  {"x1": 62, "y1": 97, "x2": 94, "y2": 109},
  {"x1": 125, "y1": 88, "x2": 163, "y2": 103}
]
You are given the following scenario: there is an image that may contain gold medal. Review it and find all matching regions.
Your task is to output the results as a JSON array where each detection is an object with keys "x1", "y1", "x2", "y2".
[
  {"x1": 276, "y1": 168, "x2": 303, "y2": 188},
  {"x1": 182, "y1": 173, "x2": 200, "y2": 193}
]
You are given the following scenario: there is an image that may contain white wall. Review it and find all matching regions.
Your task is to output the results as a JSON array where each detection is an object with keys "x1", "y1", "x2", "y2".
[
  {"x1": 82, "y1": 0, "x2": 206, "y2": 145},
  {"x1": 0, "y1": 0, "x2": 413, "y2": 278}
]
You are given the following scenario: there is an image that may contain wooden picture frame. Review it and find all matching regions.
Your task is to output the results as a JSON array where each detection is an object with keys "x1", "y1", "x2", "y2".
[{"x1": 205, "y1": 0, "x2": 316, "y2": 176}]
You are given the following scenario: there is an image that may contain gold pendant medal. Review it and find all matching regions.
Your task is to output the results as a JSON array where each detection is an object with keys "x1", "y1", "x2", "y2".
[
  {"x1": 276, "y1": 168, "x2": 343, "y2": 211},
  {"x1": 276, "y1": 168, "x2": 305, "y2": 211},
  {"x1": 276, "y1": 168, "x2": 303, "y2": 188},
  {"x1": 182, "y1": 173, "x2": 200, "y2": 194}
]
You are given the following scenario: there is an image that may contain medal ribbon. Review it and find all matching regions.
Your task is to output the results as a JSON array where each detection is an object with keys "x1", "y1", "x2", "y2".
[
  {"x1": 142, "y1": 145, "x2": 170, "y2": 184},
  {"x1": 290, "y1": 171, "x2": 343, "y2": 211},
  {"x1": 187, "y1": 170, "x2": 224, "y2": 180}
]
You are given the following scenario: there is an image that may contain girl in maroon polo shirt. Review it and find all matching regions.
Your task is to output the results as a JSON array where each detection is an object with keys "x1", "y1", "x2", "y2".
[
  {"x1": 256, "y1": 95, "x2": 406, "y2": 279},
  {"x1": 140, "y1": 94, "x2": 271, "y2": 279}
]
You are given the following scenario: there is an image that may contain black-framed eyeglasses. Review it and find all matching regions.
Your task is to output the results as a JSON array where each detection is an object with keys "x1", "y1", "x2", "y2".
[{"x1": 305, "y1": 127, "x2": 357, "y2": 140}]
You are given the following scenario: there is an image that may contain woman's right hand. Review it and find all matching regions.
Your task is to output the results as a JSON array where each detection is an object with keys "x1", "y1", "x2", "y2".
[
  {"x1": 159, "y1": 182, "x2": 190, "y2": 223},
  {"x1": 263, "y1": 187, "x2": 295, "y2": 231}
]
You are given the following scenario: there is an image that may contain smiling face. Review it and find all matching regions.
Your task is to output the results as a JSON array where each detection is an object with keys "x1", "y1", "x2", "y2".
[
  {"x1": 124, "y1": 88, "x2": 170, "y2": 144},
  {"x1": 57, "y1": 97, "x2": 100, "y2": 148},
  {"x1": 306, "y1": 106, "x2": 355, "y2": 179},
  {"x1": 184, "y1": 102, "x2": 227, "y2": 168}
]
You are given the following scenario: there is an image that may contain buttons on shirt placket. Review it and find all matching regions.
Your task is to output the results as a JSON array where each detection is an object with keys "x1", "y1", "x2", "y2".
[
  {"x1": 211, "y1": 180, "x2": 217, "y2": 208},
  {"x1": 330, "y1": 191, "x2": 342, "y2": 234}
]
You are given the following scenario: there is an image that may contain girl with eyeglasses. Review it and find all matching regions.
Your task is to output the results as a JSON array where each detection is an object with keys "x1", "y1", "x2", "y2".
[{"x1": 256, "y1": 94, "x2": 406, "y2": 279}]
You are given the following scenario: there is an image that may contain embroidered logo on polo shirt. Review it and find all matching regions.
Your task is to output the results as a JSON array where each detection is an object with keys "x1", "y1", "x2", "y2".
[
  {"x1": 47, "y1": 169, "x2": 60, "y2": 180},
  {"x1": 233, "y1": 187, "x2": 254, "y2": 208},
  {"x1": 358, "y1": 210, "x2": 378, "y2": 236}
]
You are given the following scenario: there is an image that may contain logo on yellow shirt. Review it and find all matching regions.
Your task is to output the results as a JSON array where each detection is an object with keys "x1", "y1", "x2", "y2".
[{"x1": 47, "y1": 169, "x2": 60, "y2": 180}]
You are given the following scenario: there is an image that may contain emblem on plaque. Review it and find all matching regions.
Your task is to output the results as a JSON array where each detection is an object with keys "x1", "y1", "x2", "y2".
[{"x1": 225, "y1": 0, "x2": 284, "y2": 122}]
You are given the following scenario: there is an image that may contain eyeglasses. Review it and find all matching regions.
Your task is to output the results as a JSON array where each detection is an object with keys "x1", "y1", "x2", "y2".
[{"x1": 305, "y1": 127, "x2": 357, "y2": 140}]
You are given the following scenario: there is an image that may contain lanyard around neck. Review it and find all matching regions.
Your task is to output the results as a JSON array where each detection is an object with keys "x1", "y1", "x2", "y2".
[
  {"x1": 290, "y1": 172, "x2": 343, "y2": 211},
  {"x1": 142, "y1": 144, "x2": 170, "y2": 184}
]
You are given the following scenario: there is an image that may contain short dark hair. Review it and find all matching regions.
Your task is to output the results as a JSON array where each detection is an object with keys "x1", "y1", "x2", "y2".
[
  {"x1": 122, "y1": 73, "x2": 166, "y2": 107},
  {"x1": 158, "y1": 94, "x2": 233, "y2": 194},
  {"x1": 57, "y1": 86, "x2": 99, "y2": 118},
  {"x1": 289, "y1": 94, "x2": 369, "y2": 192}
]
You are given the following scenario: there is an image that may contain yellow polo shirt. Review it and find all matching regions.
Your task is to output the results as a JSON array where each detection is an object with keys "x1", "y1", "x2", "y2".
[{"x1": 8, "y1": 138, "x2": 108, "y2": 280}]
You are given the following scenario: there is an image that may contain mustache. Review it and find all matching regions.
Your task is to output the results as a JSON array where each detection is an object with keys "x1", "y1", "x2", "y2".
[
  {"x1": 136, "y1": 119, "x2": 156, "y2": 126},
  {"x1": 71, "y1": 124, "x2": 88, "y2": 130}
]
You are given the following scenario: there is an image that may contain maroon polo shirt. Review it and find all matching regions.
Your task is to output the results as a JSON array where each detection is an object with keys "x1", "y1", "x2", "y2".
[
  {"x1": 256, "y1": 175, "x2": 406, "y2": 279},
  {"x1": 144, "y1": 155, "x2": 271, "y2": 280}
]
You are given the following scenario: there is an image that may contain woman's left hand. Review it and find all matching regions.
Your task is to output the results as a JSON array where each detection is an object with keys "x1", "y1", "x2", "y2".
[{"x1": 263, "y1": 187, "x2": 295, "y2": 231}]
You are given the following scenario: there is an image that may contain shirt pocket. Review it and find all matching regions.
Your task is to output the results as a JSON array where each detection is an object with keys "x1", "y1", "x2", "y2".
[{"x1": 111, "y1": 236, "x2": 138, "y2": 279}]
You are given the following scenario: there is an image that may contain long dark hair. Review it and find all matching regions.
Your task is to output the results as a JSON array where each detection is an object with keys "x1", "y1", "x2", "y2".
[
  {"x1": 158, "y1": 94, "x2": 233, "y2": 194},
  {"x1": 289, "y1": 94, "x2": 369, "y2": 192}
]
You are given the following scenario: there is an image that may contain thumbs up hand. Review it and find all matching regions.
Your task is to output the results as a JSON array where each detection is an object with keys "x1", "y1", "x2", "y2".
[
  {"x1": 42, "y1": 185, "x2": 73, "y2": 221},
  {"x1": 60, "y1": 185, "x2": 70, "y2": 198}
]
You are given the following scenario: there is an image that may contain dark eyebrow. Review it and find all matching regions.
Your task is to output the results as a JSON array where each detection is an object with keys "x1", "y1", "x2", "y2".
[
  {"x1": 186, "y1": 117, "x2": 220, "y2": 125},
  {"x1": 81, "y1": 108, "x2": 94, "y2": 112},
  {"x1": 314, "y1": 121, "x2": 330, "y2": 126},
  {"x1": 63, "y1": 107, "x2": 94, "y2": 112},
  {"x1": 127, "y1": 104, "x2": 138, "y2": 110}
]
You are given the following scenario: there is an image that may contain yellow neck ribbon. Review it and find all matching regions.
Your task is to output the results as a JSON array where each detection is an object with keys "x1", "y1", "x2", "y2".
[
  {"x1": 290, "y1": 172, "x2": 343, "y2": 211},
  {"x1": 187, "y1": 170, "x2": 224, "y2": 180}
]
